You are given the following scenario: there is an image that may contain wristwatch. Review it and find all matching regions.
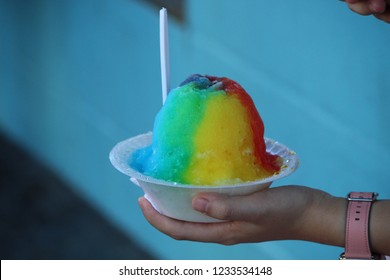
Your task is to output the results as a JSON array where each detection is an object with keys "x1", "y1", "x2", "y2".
[{"x1": 340, "y1": 192, "x2": 383, "y2": 260}]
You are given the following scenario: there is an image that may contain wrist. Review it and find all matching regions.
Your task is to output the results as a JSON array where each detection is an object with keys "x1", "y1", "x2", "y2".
[{"x1": 340, "y1": 192, "x2": 389, "y2": 259}]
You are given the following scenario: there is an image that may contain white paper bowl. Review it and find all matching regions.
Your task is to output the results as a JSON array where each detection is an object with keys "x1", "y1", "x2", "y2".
[{"x1": 109, "y1": 132, "x2": 299, "y2": 223}]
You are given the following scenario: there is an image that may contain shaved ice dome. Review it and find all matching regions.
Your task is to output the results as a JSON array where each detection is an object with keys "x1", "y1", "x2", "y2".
[{"x1": 131, "y1": 74, "x2": 281, "y2": 186}]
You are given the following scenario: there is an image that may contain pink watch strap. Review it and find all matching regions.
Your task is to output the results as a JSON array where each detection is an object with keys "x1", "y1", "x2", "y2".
[{"x1": 343, "y1": 192, "x2": 377, "y2": 259}]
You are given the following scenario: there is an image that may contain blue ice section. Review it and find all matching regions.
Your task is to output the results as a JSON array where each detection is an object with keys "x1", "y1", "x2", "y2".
[
  {"x1": 1, "y1": 0, "x2": 389, "y2": 259},
  {"x1": 130, "y1": 145, "x2": 152, "y2": 174}
]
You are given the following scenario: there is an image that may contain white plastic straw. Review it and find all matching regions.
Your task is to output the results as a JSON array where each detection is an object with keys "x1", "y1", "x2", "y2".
[{"x1": 160, "y1": 7, "x2": 170, "y2": 105}]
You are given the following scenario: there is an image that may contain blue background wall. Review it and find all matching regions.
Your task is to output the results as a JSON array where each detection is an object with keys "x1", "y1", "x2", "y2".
[{"x1": 1, "y1": 0, "x2": 389, "y2": 259}]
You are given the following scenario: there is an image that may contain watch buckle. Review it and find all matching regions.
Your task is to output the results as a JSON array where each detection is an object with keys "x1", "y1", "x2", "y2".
[
  {"x1": 339, "y1": 252, "x2": 384, "y2": 260},
  {"x1": 347, "y1": 192, "x2": 378, "y2": 202}
]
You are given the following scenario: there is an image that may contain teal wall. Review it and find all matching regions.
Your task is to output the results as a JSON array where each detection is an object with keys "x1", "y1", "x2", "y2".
[{"x1": 1, "y1": 0, "x2": 389, "y2": 259}]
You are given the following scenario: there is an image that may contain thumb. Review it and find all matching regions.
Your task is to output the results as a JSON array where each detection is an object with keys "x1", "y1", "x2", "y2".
[{"x1": 192, "y1": 192, "x2": 264, "y2": 221}]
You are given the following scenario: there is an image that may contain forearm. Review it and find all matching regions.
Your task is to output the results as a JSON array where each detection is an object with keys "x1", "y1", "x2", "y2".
[
  {"x1": 296, "y1": 193, "x2": 347, "y2": 249},
  {"x1": 369, "y1": 200, "x2": 390, "y2": 255}
]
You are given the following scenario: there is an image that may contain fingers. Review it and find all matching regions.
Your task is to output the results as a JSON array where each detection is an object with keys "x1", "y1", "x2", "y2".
[
  {"x1": 374, "y1": 8, "x2": 390, "y2": 22},
  {"x1": 345, "y1": 0, "x2": 388, "y2": 15},
  {"x1": 346, "y1": 0, "x2": 384, "y2": 15},
  {"x1": 138, "y1": 196, "x2": 241, "y2": 244},
  {"x1": 138, "y1": 196, "x2": 182, "y2": 238},
  {"x1": 367, "y1": 0, "x2": 387, "y2": 13}
]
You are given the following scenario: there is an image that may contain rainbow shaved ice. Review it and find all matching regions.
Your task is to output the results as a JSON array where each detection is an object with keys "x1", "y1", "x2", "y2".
[{"x1": 131, "y1": 74, "x2": 281, "y2": 186}]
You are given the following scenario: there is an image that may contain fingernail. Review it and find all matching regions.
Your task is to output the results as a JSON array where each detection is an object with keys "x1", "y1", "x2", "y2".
[
  {"x1": 192, "y1": 197, "x2": 209, "y2": 213},
  {"x1": 138, "y1": 197, "x2": 145, "y2": 206},
  {"x1": 370, "y1": 2, "x2": 385, "y2": 13}
]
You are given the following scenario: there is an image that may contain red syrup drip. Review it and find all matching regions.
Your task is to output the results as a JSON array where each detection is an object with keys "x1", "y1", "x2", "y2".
[{"x1": 207, "y1": 76, "x2": 280, "y2": 173}]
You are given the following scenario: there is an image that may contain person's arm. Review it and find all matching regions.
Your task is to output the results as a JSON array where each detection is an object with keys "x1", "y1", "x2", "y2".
[
  {"x1": 369, "y1": 199, "x2": 390, "y2": 254},
  {"x1": 343, "y1": 0, "x2": 390, "y2": 23},
  {"x1": 138, "y1": 185, "x2": 390, "y2": 256}
]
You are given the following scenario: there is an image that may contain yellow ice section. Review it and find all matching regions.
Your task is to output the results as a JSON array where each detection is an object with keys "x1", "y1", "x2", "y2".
[{"x1": 184, "y1": 93, "x2": 269, "y2": 185}]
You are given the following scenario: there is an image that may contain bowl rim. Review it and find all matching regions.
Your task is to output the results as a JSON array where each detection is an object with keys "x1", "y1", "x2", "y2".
[{"x1": 109, "y1": 132, "x2": 299, "y2": 189}]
